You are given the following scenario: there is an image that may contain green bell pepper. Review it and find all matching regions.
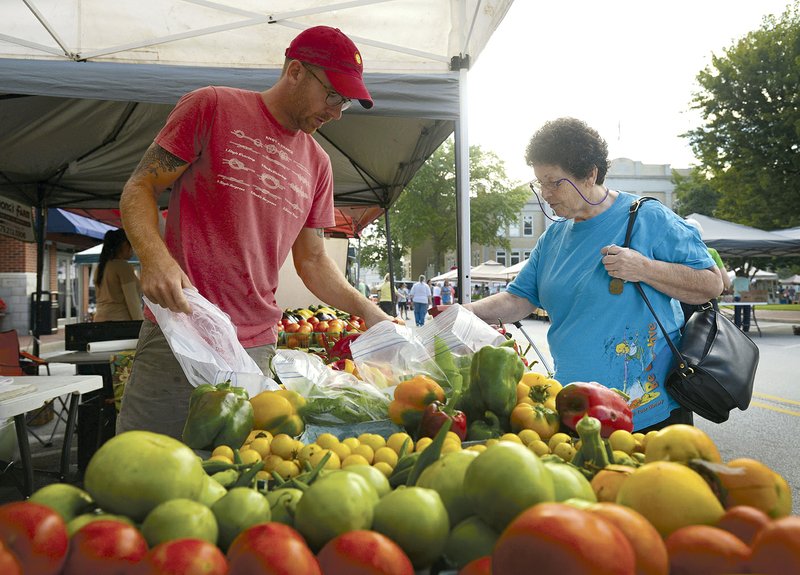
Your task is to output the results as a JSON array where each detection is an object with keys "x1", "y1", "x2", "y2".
[
  {"x1": 467, "y1": 411, "x2": 502, "y2": 441},
  {"x1": 463, "y1": 345, "x2": 525, "y2": 431},
  {"x1": 181, "y1": 381, "x2": 254, "y2": 451}
]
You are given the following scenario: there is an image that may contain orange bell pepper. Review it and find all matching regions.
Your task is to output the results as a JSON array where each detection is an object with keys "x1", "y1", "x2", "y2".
[{"x1": 388, "y1": 375, "x2": 446, "y2": 432}]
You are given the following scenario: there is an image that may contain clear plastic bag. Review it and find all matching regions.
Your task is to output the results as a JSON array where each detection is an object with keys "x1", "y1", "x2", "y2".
[
  {"x1": 416, "y1": 304, "x2": 506, "y2": 356},
  {"x1": 349, "y1": 320, "x2": 451, "y2": 392},
  {"x1": 272, "y1": 350, "x2": 391, "y2": 426},
  {"x1": 144, "y1": 289, "x2": 279, "y2": 396}
]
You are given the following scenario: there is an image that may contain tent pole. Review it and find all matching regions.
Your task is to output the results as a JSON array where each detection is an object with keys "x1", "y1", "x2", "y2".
[
  {"x1": 454, "y1": 60, "x2": 471, "y2": 304},
  {"x1": 32, "y1": 184, "x2": 47, "y2": 357},
  {"x1": 383, "y1": 208, "x2": 396, "y2": 311}
]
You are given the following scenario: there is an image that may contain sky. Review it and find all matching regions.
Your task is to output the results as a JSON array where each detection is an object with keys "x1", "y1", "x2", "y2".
[{"x1": 467, "y1": 0, "x2": 794, "y2": 183}]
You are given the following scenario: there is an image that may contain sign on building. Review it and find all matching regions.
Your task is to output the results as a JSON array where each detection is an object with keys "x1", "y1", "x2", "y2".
[{"x1": 0, "y1": 195, "x2": 35, "y2": 242}]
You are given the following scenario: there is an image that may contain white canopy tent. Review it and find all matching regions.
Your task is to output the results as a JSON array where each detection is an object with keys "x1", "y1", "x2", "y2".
[{"x1": 0, "y1": 0, "x2": 513, "y2": 346}]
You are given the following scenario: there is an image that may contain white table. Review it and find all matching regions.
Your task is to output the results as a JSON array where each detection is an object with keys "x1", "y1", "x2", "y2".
[
  {"x1": 718, "y1": 302, "x2": 767, "y2": 337},
  {"x1": 0, "y1": 375, "x2": 103, "y2": 496}
]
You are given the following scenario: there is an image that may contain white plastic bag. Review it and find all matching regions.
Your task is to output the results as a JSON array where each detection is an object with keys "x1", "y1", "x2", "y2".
[{"x1": 144, "y1": 289, "x2": 279, "y2": 396}]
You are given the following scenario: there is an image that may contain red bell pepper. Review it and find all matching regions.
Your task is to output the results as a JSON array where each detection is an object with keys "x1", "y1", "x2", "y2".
[
  {"x1": 419, "y1": 400, "x2": 467, "y2": 441},
  {"x1": 555, "y1": 381, "x2": 633, "y2": 437}
]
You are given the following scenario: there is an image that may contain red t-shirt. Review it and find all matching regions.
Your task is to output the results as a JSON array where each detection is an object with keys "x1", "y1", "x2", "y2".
[{"x1": 149, "y1": 86, "x2": 335, "y2": 346}]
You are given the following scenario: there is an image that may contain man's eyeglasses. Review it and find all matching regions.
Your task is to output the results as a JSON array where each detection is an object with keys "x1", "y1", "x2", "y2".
[
  {"x1": 529, "y1": 178, "x2": 568, "y2": 194},
  {"x1": 302, "y1": 63, "x2": 352, "y2": 110}
]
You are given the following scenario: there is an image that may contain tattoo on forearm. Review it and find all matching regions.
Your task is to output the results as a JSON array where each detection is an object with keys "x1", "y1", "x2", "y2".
[{"x1": 134, "y1": 145, "x2": 187, "y2": 178}]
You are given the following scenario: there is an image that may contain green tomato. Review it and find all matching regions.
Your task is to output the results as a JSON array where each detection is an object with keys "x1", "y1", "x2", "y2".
[
  {"x1": 29, "y1": 483, "x2": 94, "y2": 522},
  {"x1": 141, "y1": 498, "x2": 218, "y2": 547},
  {"x1": 211, "y1": 487, "x2": 271, "y2": 551},
  {"x1": 84, "y1": 431, "x2": 206, "y2": 522},
  {"x1": 294, "y1": 471, "x2": 377, "y2": 551},
  {"x1": 266, "y1": 488, "x2": 303, "y2": 526},
  {"x1": 371, "y1": 486, "x2": 450, "y2": 569}
]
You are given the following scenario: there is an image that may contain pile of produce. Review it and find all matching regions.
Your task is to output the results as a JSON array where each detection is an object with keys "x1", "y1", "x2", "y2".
[
  {"x1": 1, "y1": 336, "x2": 797, "y2": 575},
  {"x1": 277, "y1": 306, "x2": 365, "y2": 349}
]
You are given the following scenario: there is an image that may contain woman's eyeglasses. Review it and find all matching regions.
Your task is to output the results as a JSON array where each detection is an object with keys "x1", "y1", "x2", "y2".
[
  {"x1": 302, "y1": 63, "x2": 352, "y2": 110},
  {"x1": 528, "y1": 178, "x2": 568, "y2": 194}
]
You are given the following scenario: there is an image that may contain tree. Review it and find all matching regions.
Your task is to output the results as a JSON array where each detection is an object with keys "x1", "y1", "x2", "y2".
[
  {"x1": 672, "y1": 168, "x2": 721, "y2": 217},
  {"x1": 355, "y1": 217, "x2": 404, "y2": 278},
  {"x1": 683, "y1": 2, "x2": 800, "y2": 229},
  {"x1": 389, "y1": 139, "x2": 529, "y2": 272}
]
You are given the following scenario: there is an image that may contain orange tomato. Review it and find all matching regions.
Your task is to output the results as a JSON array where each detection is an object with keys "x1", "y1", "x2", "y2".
[
  {"x1": 749, "y1": 515, "x2": 800, "y2": 574},
  {"x1": 493, "y1": 503, "x2": 635, "y2": 575},
  {"x1": 664, "y1": 525, "x2": 750, "y2": 575},
  {"x1": 715, "y1": 505, "x2": 771, "y2": 545},
  {"x1": 587, "y1": 502, "x2": 668, "y2": 575}
]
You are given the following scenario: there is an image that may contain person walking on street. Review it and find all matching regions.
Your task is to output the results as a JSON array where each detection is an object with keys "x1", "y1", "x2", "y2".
[
  {"x1": 117, "y1": 26, "x2": 394, "y2": 440},
  {"x1": 440, "y1": 280, "x2": 454, "y2": 305},
  {"x1": 410, "y1": 275, "x2": 432, "y2": 327},
  {"x1": 378, "y1": 273, "x2": 395, "y2": 317},
  {"x1": 732, "y1": 268, "x2": 751, "y2": 332},
  {"x1": 396, "y1": 283, "x2": 410, "y2": 319}
]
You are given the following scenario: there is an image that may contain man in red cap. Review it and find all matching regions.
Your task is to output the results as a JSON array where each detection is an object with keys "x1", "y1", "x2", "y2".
[{"x1": 117, "y1": 26, "x2": 392, "y2": 439}]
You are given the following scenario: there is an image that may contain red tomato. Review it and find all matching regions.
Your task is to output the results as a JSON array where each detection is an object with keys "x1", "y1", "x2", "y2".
[
  {"x1": 227, "y1": 522, "x2": 321, "y2": 575},
  {"x1": 664, "y1": 525, "x2": 750, "y2": 575},
  {"x1": 749, "y1": 515, "x2": 800, "y2": 574},
  {"x1": 62, "y1": 519, "x2": 148, "y2": 575},
  {"x1": 716, "y1": 505, "x2": 771, "y2": 546},
  {"x1": 0, "y1": 501, "x2": 68, "y2": 575},
  {"x1": 0, "y1": 539, "x2": 22, "y2": 575},
  {"x1": 492, "y1": 502, "x2": 635, "y2": 575},
  {"x1": 458, "y1": 556, "x2": 491, "y2": 575},
  {"x1": 317, "y1": 530, "x2": 414, "y2": 575},
  {"x1": 140, "y1": 538, "x2": 228, "y2": 575},
  {"x1": 587, "y1": 502, "x2": 668, "y2": 575}
]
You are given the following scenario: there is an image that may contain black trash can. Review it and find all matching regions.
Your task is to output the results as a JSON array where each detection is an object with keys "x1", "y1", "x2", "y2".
[{"x1": 29, "y1": 291, "x2": 56, "y2": 335}]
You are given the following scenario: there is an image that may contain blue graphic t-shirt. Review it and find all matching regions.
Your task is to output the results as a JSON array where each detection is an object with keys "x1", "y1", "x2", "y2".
[{"x1": 507, "y1": 192, "x2": 715, "y2": 430}]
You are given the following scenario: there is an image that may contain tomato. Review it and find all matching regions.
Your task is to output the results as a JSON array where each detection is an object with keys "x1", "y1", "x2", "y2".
[
  {"x1": 715, "y1": 505, "x2": 771, "y2": 545},
  {"x1": 227, "y1": 522, "x2": 321, "y2": 575},
  {"x1": 587, "y1": 503, "x2": 668, "y2": 575},
  {"x1": 492, "y1": 502, "x2": 635, "y2": 575},
  {"x1": 317, "y1": 530, "x2": 414, "y2": 575},
  {"x1": 0, "y1": 540, "x2": 22, "y2": 575},
  {"x1": 140, "y1": 538, "x2": 228, "y2": 575},
  {"x1": 749, "y1": 515, "x2": 800, "y2": 574},
  {"x1": 509, "y1": 403, "x2": 560, "y2": 441},
  {"x1": 62, "y1": 519, "x2": 148, "y2": 575},
  {"x1": 0, "y1": 501, "x2": 68, "y2": 575},
  {"x1": 458, "y1": 556, "x2": 491, "y2": 575},
  {"x1": 664, "y1": 525, "x2": 750, "y2": 575}
]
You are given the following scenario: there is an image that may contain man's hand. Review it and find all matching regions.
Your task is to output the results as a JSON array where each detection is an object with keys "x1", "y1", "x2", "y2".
[{"x1": 140, "y1": 253, "x2": 194, "y2": 314}]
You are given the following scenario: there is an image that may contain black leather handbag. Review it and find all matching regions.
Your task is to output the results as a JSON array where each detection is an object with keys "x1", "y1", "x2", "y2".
[{"x1": 622, "y1": 198, "x2": 759, "y2": 423}]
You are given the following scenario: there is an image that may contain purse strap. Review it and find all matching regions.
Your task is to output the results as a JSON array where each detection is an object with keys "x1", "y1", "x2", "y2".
[{"x1": 621, "y1": 197, "x2": 690, "y2": 373}]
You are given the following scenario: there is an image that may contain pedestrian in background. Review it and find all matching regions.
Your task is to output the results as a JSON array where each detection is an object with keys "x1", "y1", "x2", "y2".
[
  {"x1": 93, "y1": 229, "x2": 144, "y2": 322},
  {"x1": 378, "y1": 273, "x2": 395, "y2": 316},
  {"x1": 410, "y1": 275, "x2": 432, "y2": 326},
  {"x1": 732, "y1": 268, "x2": 751, "y2": 332}
]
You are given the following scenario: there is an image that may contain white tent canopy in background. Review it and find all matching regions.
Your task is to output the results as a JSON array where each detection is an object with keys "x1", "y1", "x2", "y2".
[{"x1": 0, "y1": 0, "x2": 514, "y2": 310}]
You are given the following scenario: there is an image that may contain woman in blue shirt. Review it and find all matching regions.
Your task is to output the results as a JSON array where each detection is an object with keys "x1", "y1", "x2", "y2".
[{"x1": 466, "y1": 118, "x2": 722, "y2": 432}]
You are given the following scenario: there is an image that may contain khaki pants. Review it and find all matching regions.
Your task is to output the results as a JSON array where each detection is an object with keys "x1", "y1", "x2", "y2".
[{"x1": 116, "y1": 320, "x2": 275, "y2": 440}]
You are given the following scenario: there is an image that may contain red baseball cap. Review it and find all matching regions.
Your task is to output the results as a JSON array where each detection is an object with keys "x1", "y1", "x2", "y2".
[{"x1": 285, "y1": 26, "x2": 373, "y2": 109}]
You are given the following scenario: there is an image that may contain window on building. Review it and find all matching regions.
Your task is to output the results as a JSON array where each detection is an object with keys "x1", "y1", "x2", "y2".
[
  {"x1": 509, "y1": 218, "x2": 520, "y2": 237},
  {"x1": 523, "y1": 215, "x2": 533, "y2": 236},
  {"x1": 495, "y1": 250, "x2": 506, "y2": 266},
  {"x1": 523, "y1": 250, "x2": 532, "y2": 260},
  {"x1": 510, "y1": 250, "x2": 521, "y2": 266}
]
